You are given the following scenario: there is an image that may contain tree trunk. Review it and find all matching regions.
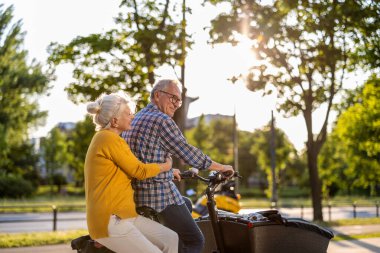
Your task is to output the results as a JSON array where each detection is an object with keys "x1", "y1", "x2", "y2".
[
  {"x1": 304, "y1": 91, "x2": 323, "y2": 221},
  {"x1": 173, "y1": 86, "x2": 187, "y2": 194},
  {"x1": 306, "y1": 139, "x2": 323, "y2": 221}
]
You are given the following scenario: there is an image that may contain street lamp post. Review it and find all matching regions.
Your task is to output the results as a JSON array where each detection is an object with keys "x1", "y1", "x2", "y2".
[{"x1": 270, "y1": 110, "x2": 278, "y2": 207}]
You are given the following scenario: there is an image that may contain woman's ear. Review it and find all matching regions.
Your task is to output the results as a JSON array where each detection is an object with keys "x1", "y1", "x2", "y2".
[{"x1": 111, "y1": 117, "x2": 118, "y2": 128}]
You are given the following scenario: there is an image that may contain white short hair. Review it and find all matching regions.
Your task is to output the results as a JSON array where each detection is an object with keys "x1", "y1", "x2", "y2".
[
  {"x1": 150, "y1": 79, "x2": 182, "y2": 101},
  {"x1": 87, "y1": 92, "x2": 135, "y2": 131}
]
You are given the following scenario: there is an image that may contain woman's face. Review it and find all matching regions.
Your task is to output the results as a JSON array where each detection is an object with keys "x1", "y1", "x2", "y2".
[{"x1": 116, "y1": 104, "x2": 134, "y2": 131}]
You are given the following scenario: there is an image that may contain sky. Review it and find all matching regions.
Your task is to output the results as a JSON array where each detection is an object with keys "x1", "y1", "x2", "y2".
[{"x1": 2, "y1": 0, "x2": 359, "y2": 151}]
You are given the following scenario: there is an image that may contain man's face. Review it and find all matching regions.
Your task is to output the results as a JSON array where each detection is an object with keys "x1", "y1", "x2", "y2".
[{"x1": 155, "y1": 83, "x2": 182, "y2": 117}]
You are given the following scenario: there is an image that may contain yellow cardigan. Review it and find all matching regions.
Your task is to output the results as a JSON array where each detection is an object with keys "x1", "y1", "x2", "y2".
[{"x1": 84, "y1": 129, "x2": 160, "y2": 239}]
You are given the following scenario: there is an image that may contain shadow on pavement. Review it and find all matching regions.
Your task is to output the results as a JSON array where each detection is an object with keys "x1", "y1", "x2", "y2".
[{"x1": 332, "y1": 233, "x2": 380, "y2": 252}]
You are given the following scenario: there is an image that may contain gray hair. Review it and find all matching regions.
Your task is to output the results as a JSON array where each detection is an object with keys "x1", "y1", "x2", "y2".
[
  {"x1": 150, "y1": 79, "x2": 182, "y2": 101},
  {"x1": 87, "y1": 92, "x2": 135, "y2": 131}
]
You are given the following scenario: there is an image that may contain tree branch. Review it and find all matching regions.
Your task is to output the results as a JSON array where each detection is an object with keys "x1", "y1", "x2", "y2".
[
  {"x1": 132, "y1": 0, "x2": 141, "y2": 30},
  {"x1": 158, "y1": 0, "x2": 170, "y2": 31}
]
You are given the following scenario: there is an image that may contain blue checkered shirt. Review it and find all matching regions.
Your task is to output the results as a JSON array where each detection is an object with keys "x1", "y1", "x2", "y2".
[{"x1": 122, "y1": 103, "x2": 212, "y2": 212}]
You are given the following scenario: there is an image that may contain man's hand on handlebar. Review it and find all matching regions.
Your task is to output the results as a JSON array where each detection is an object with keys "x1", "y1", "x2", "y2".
[{"x1": 219, "y1": 165, "x2": 234, "y2": 178}]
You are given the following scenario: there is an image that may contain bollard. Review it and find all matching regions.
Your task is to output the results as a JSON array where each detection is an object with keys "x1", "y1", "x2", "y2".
[
  {"x1": 300, "y1": 205, "x2": 304, "y2": 219},
  {"x1": 376, "y1": 202, "x2": 379, "y2": 218},
  {"x1": 52, "y1": 205, "x2": 57, "y2": 231},
  {"x1": 353, "y1": 202, "x2": 357, "y2": 219},
  {"x1": 328, "y1": 203, "x2": 332, "y2": 222}
]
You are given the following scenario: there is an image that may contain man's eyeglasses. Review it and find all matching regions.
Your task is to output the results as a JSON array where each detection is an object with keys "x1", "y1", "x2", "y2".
[{"x1": 159, "y1": 90, "x2": 182, "y2": 106}]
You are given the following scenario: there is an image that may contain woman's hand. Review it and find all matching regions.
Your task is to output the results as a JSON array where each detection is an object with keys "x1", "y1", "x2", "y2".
[
  {"x1": 172, "y1": 168, "x2": 181, "y2": 181},
  {"x1": 160, "y1": 156, "x2": 173, "y2": 172}
]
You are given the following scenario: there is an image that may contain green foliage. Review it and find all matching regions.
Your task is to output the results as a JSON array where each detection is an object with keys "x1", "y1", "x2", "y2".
[
  {"x1": 0, "y1": 4, "x2": 52, "y2": 174},
  {"x1": 250, "y1": 123, "x2": 303, "y2": 198},
  {"x1": 40, "y1": 127, "x2": 72, "y2": 192},
  {"x1": 192, "y1": 114, "x2": 210, "y2": 150},
  {"x1": 318, "y1": 132, "x2": 350, "y2": 197},
  {"x1": 186, "y1": 116, "x2": 234, "y2": 165},
  {"x1": 186, "y1": 116, "x2": 234, "y2": 195},
  {"x1": 48, "y1": 0, "x2": 190, "y2": 107},
  {"x1": 2, "y1": 142, "x2": 41, "y2": 187},
  {"x1": 186, "y1": 115, "x2": 305, "y2": 197},
  {"x1": 206, "y1": 0, "x2": 380, "y2": 221},
  {"x1": 237, "y1": 130, "x2": 259, "y2": 187},
  {"x1": 336, "y1": 76, "x2": 380, "y2": 161},
  {"x1": 328, "y1": 76, "x2": 380, "y2": 196},
  {"x1": 0, "y1": 175, "x2": 36, "y2": 198},
  {"x1": 67, "y1": 116, "x2": 95, "y2": 186},
  {"x1": 0, "y1": 229, "x2": 88, "y2": 248}
]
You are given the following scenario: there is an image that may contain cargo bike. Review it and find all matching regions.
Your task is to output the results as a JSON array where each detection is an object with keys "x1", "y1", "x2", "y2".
[{"x1": 72, "y1": 169, "x2": 334, "y2": 253}]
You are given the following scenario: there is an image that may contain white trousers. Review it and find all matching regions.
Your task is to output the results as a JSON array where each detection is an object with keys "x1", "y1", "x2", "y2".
[{"x1": 96, "y1": 215, "x2": 178, "y2": 253}]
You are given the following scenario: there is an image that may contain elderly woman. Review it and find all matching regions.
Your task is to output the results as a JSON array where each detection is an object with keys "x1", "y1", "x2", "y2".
[{"x1": 85, "y1": 92, "x2": 178, "y2": 253}]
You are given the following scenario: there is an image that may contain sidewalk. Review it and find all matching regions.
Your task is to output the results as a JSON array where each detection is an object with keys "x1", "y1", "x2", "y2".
[
  {"x1": 1, "y1": 239, "x2": 379, "y2": 253},
  {"x1": 0, "y1": 225, "x2": 379, "y2": 253}
]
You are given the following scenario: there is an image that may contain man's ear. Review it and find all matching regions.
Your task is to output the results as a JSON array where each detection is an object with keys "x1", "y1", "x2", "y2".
[{"x1": 153, "y1": 90, "x2": 160, "y2": 101}]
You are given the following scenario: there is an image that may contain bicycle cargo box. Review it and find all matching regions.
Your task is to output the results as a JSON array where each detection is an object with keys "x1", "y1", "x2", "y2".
[{"x1": 196, "y1": 210, "x2": 333, "y2": 253}]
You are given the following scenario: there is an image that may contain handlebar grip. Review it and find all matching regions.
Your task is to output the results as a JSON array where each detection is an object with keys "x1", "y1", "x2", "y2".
[
  {"x1": 221, "y1": 170, "x2": 234, "y2": 178},
  {"x1": 179, "y1": 170, "x2": 196, "y2": 179}
]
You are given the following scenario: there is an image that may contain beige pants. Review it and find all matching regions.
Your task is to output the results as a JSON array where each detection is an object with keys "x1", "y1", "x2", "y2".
[{"x1": 96, "y1": 215, "x2": 178, "y2": 253}]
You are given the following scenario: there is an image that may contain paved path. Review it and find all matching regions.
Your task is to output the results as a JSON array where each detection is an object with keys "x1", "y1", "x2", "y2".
[
  {"x1": 0, "y1": 238, "x2": 379, "y2": 253},
  {"x1": 0, "y1": 225, "x2": 379, "y2": 253},
  {"x1": 328, "y1": 238, "x2": 380, "y2": 253}
]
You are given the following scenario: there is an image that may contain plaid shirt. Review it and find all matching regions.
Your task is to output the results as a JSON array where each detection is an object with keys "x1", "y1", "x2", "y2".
[{"x1": 122, "y1": 103, "x2": 212, "y2": 212}]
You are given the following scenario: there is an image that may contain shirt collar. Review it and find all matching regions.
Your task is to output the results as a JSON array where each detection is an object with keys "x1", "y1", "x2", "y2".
[{"x1": 147, "y1": 103, "x2": 159, "y2": 111}]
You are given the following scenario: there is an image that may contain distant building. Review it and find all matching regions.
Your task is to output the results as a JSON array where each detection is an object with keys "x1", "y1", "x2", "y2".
[{"x1": 57, "y1": 122, "x2": 76, "y2": 132}]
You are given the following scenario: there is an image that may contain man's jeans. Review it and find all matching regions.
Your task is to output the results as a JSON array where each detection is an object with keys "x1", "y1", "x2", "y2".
[{"x1": 158, "y1": 203, "x2": 205, "y2": 253}]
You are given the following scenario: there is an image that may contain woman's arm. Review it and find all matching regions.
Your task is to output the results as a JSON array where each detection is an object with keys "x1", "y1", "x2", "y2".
[{"x1": 107, "y1": 133, "x2": 171, "y2": 180}]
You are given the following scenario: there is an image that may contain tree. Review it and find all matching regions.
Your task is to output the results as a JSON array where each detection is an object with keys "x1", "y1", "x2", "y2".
[
  {"x1": 40, "y1": 127, "x2": 71, "y2": 193},
  {"x1": 237, "y1": 130, "x2": 258, "y2": 187},
  {"x1": 0, "y1": 4, "x2": 51, "y2": 175},
  {"x1": 68, "y1": 116, "x2": 95, "y2": 186},
  {"x1": 208, "y1": 118, "x2": 234, "y2": 164},
  {"x1": 318, "y1": 132, "x2": 351, "y2": 197},
  {"x1": 186, "y1": 116, "x2": 234, "y2": 165},
  {"x1": 250, "y1": 124, "x2": 299, "y2": 199},
  {"x1": 207, "y1": 0, "x2": 379, "y2": 221},
  {"x1": 7, "y1": 142, "x2": 41, "y2": 188},
  {"x1": 192, "y1": 114, "x2": 210, "y2": 150},
  {"x1": 334, "y1": 76, "x2": 380, "y2": 195},
  {"x1": 48, "y1": 0, "x2": 190, "y2": 107}
]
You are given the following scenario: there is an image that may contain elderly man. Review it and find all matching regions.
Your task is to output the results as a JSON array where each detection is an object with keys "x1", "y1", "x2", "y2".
[{"x1": 123, "y1": 79, "x2": 234, "y2": 253}]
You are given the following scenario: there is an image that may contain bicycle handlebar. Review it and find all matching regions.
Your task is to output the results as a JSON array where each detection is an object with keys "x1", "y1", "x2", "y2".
[{"x1": 179, "y1": 169, "x2": 241, "y2": 185}]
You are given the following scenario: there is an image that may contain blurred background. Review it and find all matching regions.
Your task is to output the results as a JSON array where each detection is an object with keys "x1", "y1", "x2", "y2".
[{"x1": 0, "y1": 0, "x2": 379, "y2": 228}]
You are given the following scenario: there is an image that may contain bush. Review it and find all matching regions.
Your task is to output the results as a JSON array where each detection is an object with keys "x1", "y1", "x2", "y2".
[{"x1": 0, "y1": 175, "x2": 36, "y2": 198}]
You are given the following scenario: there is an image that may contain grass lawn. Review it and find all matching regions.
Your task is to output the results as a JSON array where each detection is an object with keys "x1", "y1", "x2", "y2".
[{"x1": 0, "y1": 230, "x2": 88, "y2": 248}]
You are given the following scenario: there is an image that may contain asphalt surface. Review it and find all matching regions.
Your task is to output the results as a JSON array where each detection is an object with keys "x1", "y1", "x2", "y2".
[
  {"x1": 1, "y1": 208, "x2": 379, "y2": 252},
  {"x1": 0, "y1": 238, "x2": 379, "y2": 253},
  {"x1": 0, "y1": 225, "x2": 379, "y2": 253}
]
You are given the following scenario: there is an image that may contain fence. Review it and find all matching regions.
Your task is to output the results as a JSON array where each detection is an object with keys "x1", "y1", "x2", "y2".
[
  {"x1": 0, "y1": 202, "x2": 379, "y2": 232},
  {"x1": 0, "y1": 204, "x2": 85, "y2": 232}
]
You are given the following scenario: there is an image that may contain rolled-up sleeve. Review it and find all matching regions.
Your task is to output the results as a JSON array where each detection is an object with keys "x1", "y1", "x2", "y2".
[{"x1": 159, "y1": 118, "x2": 212, "y2": 170}]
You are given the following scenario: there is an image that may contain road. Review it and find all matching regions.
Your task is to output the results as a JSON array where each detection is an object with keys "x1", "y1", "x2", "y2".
[
  {"x1": 0, "y1": 234, "x2": 379, "y2": 253},
  {"x1": 0, "y1": 212, "x2": 87, "y2": 233},
  {"x1": 0, "y1": 206, "x2": 378, "y2": 233},
  {"x1": 1, "y1": 208, "x2": 380, "y2": 253}
]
